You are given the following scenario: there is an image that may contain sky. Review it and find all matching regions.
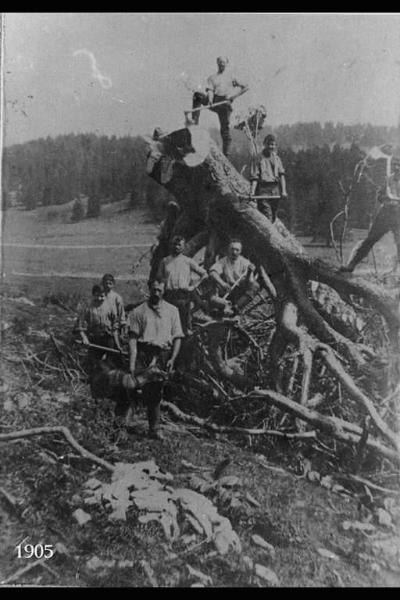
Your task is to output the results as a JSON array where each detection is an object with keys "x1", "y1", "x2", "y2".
[{"x1": 4, "y1": 12, "x2": 400, "y2": 146}]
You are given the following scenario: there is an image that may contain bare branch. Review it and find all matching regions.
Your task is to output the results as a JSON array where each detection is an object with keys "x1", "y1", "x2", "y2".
[{"x1": 0, "y1": 427, "x2": 114, "y2": 472}]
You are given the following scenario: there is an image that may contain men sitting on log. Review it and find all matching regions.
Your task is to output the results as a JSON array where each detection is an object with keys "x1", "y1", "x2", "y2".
[
  {"x1": 250, "y1": 134, "x2": 287, "y2": 223},
  {"x1": 341, "y1": 156, "x2": 400, "y2": 273},
  {"x1": 156, "y1": 234, "x2": 207, "y2": 333},
  {"x1": 191, "y1": 56, "x2": 249, "y2": 158},
  {"x1": 208, "y1": 239, "x2": 258, "y2": 315},
  {"x1": 127, "y1": 279, "x2": 184, "y2": 439},
  {"x1": 74, "y1": 284, "x2": 123, "y2": 372}
]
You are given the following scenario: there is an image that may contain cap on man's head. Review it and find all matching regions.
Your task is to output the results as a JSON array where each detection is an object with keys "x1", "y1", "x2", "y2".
[
  {"x1": 92, "y1": 284, "x2": 105, "y2": 295},
  {"x1": 102, "y1": 273, "x2": 115, "y2": 283},
  {"x1": 149, "y1": 278, "x2": 165, "y2": 289},
  {"x1": 217, "y1": 56, "x2": 229, "y2": 63},
  {"x1": 172, "y1": 234, "x2": 185, "y2": 243},
  {"x1": 264, "y1": 134, "x2": 276, "y2": 144}
]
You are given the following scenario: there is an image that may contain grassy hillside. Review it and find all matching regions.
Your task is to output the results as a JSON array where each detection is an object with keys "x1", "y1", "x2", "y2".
[{"x1": 2, "y1": 202, "x2": 160, "y2": 305}]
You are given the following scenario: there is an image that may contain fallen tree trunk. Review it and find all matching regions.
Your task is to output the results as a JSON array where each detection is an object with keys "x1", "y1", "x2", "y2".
[{"x1": 144, "y1": 126, "x2": 400, "y2": 458}]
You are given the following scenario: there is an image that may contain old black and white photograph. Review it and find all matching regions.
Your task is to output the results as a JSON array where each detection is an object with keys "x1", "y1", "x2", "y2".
[{"x1": 1, "y1": 12, "x2": 400, "y2": 587}]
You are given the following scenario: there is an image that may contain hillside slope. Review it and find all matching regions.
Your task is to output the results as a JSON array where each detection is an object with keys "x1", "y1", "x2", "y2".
[{"x1": 1, "y1": 289, "x2": 399, "y2": 587}]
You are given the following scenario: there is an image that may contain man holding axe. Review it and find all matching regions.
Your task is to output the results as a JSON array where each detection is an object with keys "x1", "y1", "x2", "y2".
[
  {"x1": 74, "y1": 284, "x2": 123, "y2": 372},
  {"x1": 189, "y1": 56, "x2": 249, "y2": 158},
  {"x1": 250, "y1": 134, "x2": 287, "y2": 223},
  {"x1": 209, "y1": 239, "x2": 258, "y2": 315}
]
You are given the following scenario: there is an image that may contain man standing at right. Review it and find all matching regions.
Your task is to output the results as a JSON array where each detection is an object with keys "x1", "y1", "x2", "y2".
[
  {"x1": 250, "y1": 134, "x2": 287, "y2": 223},
  {"x1": 341, "y1": 156, "x2": 400, "y2": 273}
]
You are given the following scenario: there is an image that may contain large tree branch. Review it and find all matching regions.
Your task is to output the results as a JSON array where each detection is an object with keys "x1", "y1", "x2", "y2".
[
  {"x1": 162, "y1": 396, "x2": 399, "y2": 466},
  {"x1": 0, "y1": 427, "x2": 115, "y2": 472}
]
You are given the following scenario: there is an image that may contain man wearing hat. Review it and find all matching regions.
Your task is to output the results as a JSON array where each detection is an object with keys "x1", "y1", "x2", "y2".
[
  {"x1": 250, "y1": 134, "x2": 287, "y2": 223},
  {"x1": 341, "y1": 156, "x2": 400, "y2": 273},
  {"x1": 191, "y1": 56, "x2": 249, "y2": 158}
]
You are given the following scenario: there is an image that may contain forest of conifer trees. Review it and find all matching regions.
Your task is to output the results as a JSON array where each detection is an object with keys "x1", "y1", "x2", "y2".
[{"x1": 3, "y1": 121, "x2": 400, "y2": 241}]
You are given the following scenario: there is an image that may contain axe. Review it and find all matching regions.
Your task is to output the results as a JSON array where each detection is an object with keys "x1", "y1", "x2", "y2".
[
  {"x1": 75, "y1": 340, "x2": 128, "y2": 357},
  {"x1": 184, "y1": 99, "x2": 231, "y2": 118},
  {"x1": 222, "y1": 270, "x2": 251, "y2": 301},
  {"x1": 239, "y1": 194, "x2": 282, "y2": 201}
]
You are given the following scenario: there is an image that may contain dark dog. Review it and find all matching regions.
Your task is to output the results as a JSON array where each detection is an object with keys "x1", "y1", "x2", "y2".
[{"x1": 90, "y1": 359, "x2": 168, "y2": 425}]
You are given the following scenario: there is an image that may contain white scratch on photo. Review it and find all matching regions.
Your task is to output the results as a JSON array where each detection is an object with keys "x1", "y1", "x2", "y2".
[{"x1": 73, "y1": 48, "x2": 112, "y2": 89}]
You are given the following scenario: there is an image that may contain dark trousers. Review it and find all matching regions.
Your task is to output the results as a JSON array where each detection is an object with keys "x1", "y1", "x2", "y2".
[
  {"x1": 347, "y1": 200, "x2": 400, "y2": 270},
  {"x1": 255, "y1": 183, "x2": 281, "y2": 223},
  {"x1": 192, "y1": 92, "x2": 233, "y2": 157},
  {"x1": 114, "y1": 343, "x2": 169, "y2": 433},
  {"x1": 164, "y1": 289, "x2": 192, "y2": 334}
]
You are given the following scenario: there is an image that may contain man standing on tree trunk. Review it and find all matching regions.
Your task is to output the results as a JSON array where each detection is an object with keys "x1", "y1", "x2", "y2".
[
  {"x1": 250, "y1": 134, "x2": 287, "y2": 223},
  {"x1": 191, "y1": 56, "x2": 249, "y2": 158},
  {"x1": 341, "y1": 157, "x2": 400, "y2": 273}
]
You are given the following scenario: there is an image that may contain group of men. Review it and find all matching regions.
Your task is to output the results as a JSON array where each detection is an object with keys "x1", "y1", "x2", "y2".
[
  {"x1": 74, "y1": 55, "x2": 400, "y2": 440},
  {"x1": 74, "y1": 237, "x2": 259, "y2": 439},
  {"x1": 191, "y1": 55, "x2": 400, "y2": 270}
]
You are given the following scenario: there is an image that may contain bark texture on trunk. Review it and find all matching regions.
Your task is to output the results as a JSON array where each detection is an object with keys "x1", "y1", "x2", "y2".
[{"x1": 143, "y1": 127, "x2": 400, "y2": 457}]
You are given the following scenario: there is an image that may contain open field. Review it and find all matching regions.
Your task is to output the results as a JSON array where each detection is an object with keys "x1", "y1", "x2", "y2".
[
  {"x1": 1, "y1": 203, "x2": 160, "y2": 304},
  {"x1": 2, "y1": 203, "x2": 398, "y2": 306}
]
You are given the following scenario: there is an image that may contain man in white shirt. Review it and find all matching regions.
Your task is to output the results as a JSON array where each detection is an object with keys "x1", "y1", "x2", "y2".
[
  {"x1": 157, "y1": 235, "x2": 207, "y2": 333},
  {"x1": 209, "y1": 239, "x2": 258, "y2": 314},
  {"x1": 127, "y1": 280, "x2": 184, "y2": 439},
  {"x1": 191, "y1": 56, "x2": 249, "y2": 158},
  {"x1": 250, "y1": 134, "x2": 287, "y2": 223}
]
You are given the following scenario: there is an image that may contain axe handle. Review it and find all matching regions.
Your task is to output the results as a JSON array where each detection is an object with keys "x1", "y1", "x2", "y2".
[
  {"x1": 240, "y1": 194, "x2": 282, "y2": 200},
  {"x1": 222, "y1": 271, "x2": 249, "y2": 300},
  {"x1": 76, "y1": 340, "x2": 129, "y2": 357},
  {"x1": 184, "y1": 99, "x2": 230, "y2": 115}
]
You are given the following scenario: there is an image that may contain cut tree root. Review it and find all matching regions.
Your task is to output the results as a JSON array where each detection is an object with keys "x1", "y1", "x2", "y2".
[
  {"x1": 0, "y1": 426, "x2": 115, "y2": 472},
  {"x1": 335, "y1": 473, "x2": 400, "y2": 496},
  {"x1": 248, "y1": 390, "x2": 400, "y2": 465},
  {"x1": 162, "y1": 396, "x2": 400, "y2": 466},
  {"x1": 319, "y1": 348, "x2": 400, "y2": 452},
  {"x1": 143, "y1": 131, "x2": 399, "y2": 458},
  {"x1": 270, "y1": 297, "x2": 399, "y2": 452},
  {"x1": 163, "y1": 401, "x2": 316, "y2": 439}
]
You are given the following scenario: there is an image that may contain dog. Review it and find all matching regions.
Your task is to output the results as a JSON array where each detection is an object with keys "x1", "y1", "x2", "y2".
[{"x1": 89, "y1": 358, "x2": 168, "y2": 426}]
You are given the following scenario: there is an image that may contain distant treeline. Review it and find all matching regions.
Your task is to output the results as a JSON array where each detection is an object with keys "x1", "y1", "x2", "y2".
[
  {"x1": 2, "y1": 133, "x2": 172, "y2": 218},
  {"x1": 3, "y1": 122, "x2": 400, "y2": 239}
]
